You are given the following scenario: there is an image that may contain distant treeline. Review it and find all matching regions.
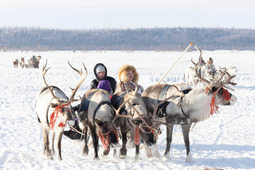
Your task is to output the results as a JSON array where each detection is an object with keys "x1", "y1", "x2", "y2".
[{"x1": 0, "y1": 27, "x2": 255, "y2": 51}]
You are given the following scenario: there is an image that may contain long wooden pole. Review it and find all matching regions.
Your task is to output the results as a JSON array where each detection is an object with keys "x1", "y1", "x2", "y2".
[{"x1": 157, "y1": 42, "x2": 193, "y2": 84}]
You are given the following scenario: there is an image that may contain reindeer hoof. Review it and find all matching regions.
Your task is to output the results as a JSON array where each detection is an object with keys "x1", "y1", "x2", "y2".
[
  {"x1": 153, "y1": 151, "x2": 160, "y2": 158},
  {"x1": 44, "y1": 153, "x2": 53, "y2": 160},
  {"x1": 144, "y1": 146, "x2": 153, "y2": 158},
  {"x1": 120, "y1": 147, "x2": 127, "y2": 157},
  {"x1": 186, "y1": 153, "x2": 192, "y2": 162},
  {"x1": 119, "y1": 154, "x2": 126, "y2": 159},
  {"x1": 93, "y1": 156, "x2": 100, "y2": 160},
  {"x1": 83, "y1": 146, "x2": 89, "y2": 155},
  {"x1": 134, "y1": 155, "x2": 141, "y2": 160},
  {"x1": 162, "y1": 154, "x2": 170, "y2": 161}
]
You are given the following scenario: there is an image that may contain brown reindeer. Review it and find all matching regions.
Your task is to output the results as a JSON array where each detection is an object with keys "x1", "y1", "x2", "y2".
[
  {"x1": 111, "y1": 84, "x2": 158, "y2": 159},
  {"x1": 142, "y1": 70, "x2": 237, "y2": 162}
]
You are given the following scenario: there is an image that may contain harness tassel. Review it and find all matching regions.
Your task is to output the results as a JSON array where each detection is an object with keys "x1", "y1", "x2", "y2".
[{"x1": 134, "y1": 126, "x2": 140, "y2": 145}]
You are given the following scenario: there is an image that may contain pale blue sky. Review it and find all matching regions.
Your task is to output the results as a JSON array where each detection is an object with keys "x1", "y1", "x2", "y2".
[{"x1": 0, "y1": 0, "x2": 254, "y2": 29}]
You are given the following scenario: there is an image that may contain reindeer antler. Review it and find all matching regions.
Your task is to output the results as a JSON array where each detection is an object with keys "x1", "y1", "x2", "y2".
[
  {"x1": 68, "y1": 61, "x2": 87, "y2": 102},
  {"x1": 191, "y1": 46, "x2": 203, "y2": 67},
  {"x1": 42, "y1": 59, "x2": 63, "y2": 103},
  {"x1": 194, "y1": 66, "x2": 210, "y2": 85},
  {"x1": 221, "y1": 69, "x2": 237, "y2": 86},
  {"x1": 112, "y1": 96, "x2": 132, "y2": 124}
]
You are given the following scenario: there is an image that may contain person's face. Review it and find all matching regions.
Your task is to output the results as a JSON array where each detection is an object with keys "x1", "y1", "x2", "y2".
[
  {"x1": 127, "y1": 70, "x2": 134, "y2": 81},
  {"x1": 97, "y1": 71, "x2": 105, "y2": 79}
]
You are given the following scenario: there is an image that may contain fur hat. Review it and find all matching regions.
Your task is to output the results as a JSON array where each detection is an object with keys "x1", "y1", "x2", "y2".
[{"x1": 118, "y1": 64, "x2": 139, "y2": 84}]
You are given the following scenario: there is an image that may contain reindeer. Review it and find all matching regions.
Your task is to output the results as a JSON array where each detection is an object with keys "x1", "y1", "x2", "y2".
[
  {"x1": 142, "y1": 70, "x2": 237, "y2": 162},
  {"x1": 13, "y1": 59, "x2": 18, "y2": 68},
  {"x1": 111, "y1": 85, "x2": 158, "y2": 159},
  {"x1": 20, "y1": 57, "x2": 25, "y2": 68},
  {"x1": 35, "y1": 60, "x2": 87, "y2": 160},
  {"x1": 76, "y1": 88, "x2": 118, "y2": 160}
]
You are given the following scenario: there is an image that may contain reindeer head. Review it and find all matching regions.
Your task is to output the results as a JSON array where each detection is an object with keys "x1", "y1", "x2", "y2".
[
  {"x1": 42, "y1": 60, "x2": 87, "y2": 127},
  {"x1": 112, "y1": 86, "x2": 159, "y2": 153},
  {"x1": 95, "y1": 118, "x2": 119, "y2": 150},
  {"x1": 194, "y1": 65, "x2": 237, "y2": 106}
]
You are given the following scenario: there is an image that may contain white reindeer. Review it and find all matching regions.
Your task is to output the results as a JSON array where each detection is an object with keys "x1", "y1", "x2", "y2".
[
  {"x1": 142, "y1": 70, "x2": 237, "y2": 162},
  {"x1": 35, "y1": 61, "x2": 87, "y2": 160}
]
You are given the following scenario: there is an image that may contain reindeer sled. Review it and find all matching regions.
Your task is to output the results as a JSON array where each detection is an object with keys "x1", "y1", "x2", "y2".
[
  {"x1": 25, "y1": 56, "x2": 42, "y2": 68},
  {"x1": 13, "y1": 56, "x2": 42, "y2": 68},
  {"x1": 142, "y1": 44, "x2": 237, "y2": 162},
  {"x1": 184, "y1": 46, "x2": 237, "y2": 87}
]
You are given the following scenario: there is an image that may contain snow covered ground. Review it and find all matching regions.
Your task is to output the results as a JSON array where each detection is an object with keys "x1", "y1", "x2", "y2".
[{"x1": 0, "y1": 50, "x2": 254, "y2": 170}]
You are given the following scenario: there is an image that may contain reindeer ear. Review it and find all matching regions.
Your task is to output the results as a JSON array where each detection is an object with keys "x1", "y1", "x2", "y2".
[
  {"x1": 95, "y1": 119, "x2": 103, "y2": 126},
  {"x1": 50, "y1": 103, "x2": 59, "y2": 108}
]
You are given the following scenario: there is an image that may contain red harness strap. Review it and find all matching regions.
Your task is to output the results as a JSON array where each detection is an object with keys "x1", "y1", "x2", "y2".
[
  {"x1": 99, "y1": 128, "x2": 119, "y2": 151},
  {"x1": 210, "y1": 93, "x2": 219, "y2": 115},
  {"x1": 49, "y1": 102, "x2": 71, "y2": 130},
  {"x1": 134, "y1": 125, "x2": 140, "y2": 145}
]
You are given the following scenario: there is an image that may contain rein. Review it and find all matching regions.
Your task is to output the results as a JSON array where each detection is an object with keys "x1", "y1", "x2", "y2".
[
  {"x1": 99, "y1": 127, "x2": 119, "y2": 151},
  {"x1": 49, "y1": 102, "x2": 71, "y2": 130}
]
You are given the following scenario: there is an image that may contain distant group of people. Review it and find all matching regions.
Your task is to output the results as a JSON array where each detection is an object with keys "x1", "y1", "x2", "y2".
[
  {"x1": 64, "y1": 62, "x2": 144, "y2": 140},
  {"x1": 13, "y1": 56, "x2": 42, "y2": 68}
]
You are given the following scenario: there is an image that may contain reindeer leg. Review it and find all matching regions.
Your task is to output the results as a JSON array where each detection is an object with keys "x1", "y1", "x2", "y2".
[
  {"x1": 119, "y1": 127, "x2": 127, "y2": 159},
  {"x1": 134, "y1": 144, "x2": 140, "y2": 160},
  {"x1": 51, "y1": 131, "x2": 55, "y2": 155},
  {"x1": 181, "y1": 123, "x2": 192, "y2": 162},
  {"x1": 164, "y1": 124, "x2": 174, "y2": 159},
  {"x1": 56, "y1": 131, "x2": 63, "y2": 160},
  {"x1": 42, "y1": 127, "x2": 52, "y2": 159},
  {"x1": 89, "y1": 125, "x2": 99, "y2": 160},
  {"x1": 83, "y1": 126, "x2": 89, "y2": 155},
  {"x1": 153, "y1": 143, "x2": 160, "y2": 158}
]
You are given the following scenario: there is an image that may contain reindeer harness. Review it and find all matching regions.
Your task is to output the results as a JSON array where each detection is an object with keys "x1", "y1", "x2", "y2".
[
  {"x1": 157, "y1": 85, "x2": 171, "y2": 118},
  {"x1": 157, "y1": 85, "x2": 191, "y2": 119},
  {"x1": 78, "y1": 90, "x2": 114, "y2": 124}
]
